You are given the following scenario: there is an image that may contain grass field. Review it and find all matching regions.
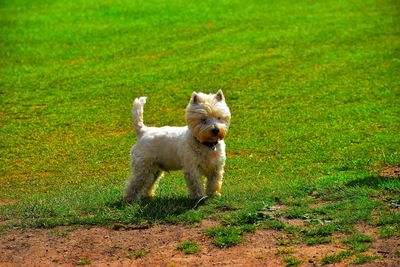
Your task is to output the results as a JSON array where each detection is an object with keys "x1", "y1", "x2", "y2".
[{"x1": 1, "y1": 0, "x2": 399, "y2": 262}]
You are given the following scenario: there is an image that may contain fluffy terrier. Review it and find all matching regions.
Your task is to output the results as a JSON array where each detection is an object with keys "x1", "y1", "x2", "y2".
[{"x1": 124, "y1": 90, "x2": 231, "y2": 202}]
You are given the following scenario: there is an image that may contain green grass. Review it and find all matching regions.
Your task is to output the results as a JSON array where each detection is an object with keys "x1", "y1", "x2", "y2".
[
  {"x1": 127, "y1": 250, "x2": 147, "y2": 259},
  {"x1": 343, "y1": 233, "x2": 373, "y2": 243},
  {"x1": 205, "y1": 225, "x2": 256, "y2": 247},
  {"x1": 276, "y1": 248, "x2": 295, "y2": 255},
  {"x1": 318, "y1": 233, "x2": 377, "y2": 264},
  {"x1": 76, "y1": 258, "x2": 91, "y2": 266},
  {"x1": 0, "y1": 0, "x2": 399, "y2": 255},
  {"x1": 318, "y1": 234, "x2": 377, "y2": 265},
  {"x1": 305, "y1": 236, "x2": 332, "y2": 246},
  {"x1": 205, "y1": 226, "x2": 244, "y2": 247},
  {"x1": 351, "y1": 254, "x2": 380, "y2": 265},
  {"x1": 340, "y1": 233, "x2": 373, "y2": 253},
  {"x1": 262, "y1": 219, "x2": 286, "y2": 230},
  {"x1": 282, "y1": 257, "x2": 302, "y2": 267},
  {"x1": 378, "y1": 225, "x2": 399, "y2": 238},
  {"x1": 47, "y1": 226, "x2": 79, "y2": 236},
  {"x1": 177, "y1": 240, "x2": 201, "y2": 254},
  {"x1": 303, "y1": 225, "x2": 336, "y2": 237},
  {"x1": 321, "y1": 250, "x2": 354, "y2": 265}
]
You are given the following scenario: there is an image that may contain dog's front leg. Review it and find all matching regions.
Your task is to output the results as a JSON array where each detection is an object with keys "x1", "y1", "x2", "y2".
[
  {"x1": 206, "y1": 168, "x2": 223, "y2": 197},
  {"x1": 184, "y1": 169, "x2": 206, "y2": 199}
]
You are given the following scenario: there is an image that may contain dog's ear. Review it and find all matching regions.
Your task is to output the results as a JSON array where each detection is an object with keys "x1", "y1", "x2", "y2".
[
  {"x1": 191, "y1": 92, "x2": 199, "y2": 104},
  {"x1": 215, "y1": 89, "x2": 225, "y2": 102}
]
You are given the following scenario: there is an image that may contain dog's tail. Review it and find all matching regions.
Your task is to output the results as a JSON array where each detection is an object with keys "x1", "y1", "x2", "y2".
[{"x1": 132, "y1": 97, "x2": 147, "y2": 137}]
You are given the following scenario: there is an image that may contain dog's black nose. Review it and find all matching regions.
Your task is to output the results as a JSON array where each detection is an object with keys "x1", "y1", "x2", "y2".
[{"x1": 212, "y1": 128, "x2": 219, "y2": 135}]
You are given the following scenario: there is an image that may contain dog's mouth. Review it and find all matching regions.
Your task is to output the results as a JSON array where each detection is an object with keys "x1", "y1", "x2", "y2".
[
  {"x1": 204, "y1": 135, "x2": 223, "y2": 143},
  {"x1": 192, "y1": 134, "x2": 220, "y2": 150},
  {"x1": 201, "y1": 140, "x2": 219, "y2": 151}
]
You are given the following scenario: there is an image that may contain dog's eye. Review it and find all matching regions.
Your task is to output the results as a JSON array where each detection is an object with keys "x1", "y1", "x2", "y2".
[
  {"x1": 202, "y1": 118, "x2": 207, "y2": 123},
  {"x1": 217, "y1": 117, "x2": 221, "y2": 120}
]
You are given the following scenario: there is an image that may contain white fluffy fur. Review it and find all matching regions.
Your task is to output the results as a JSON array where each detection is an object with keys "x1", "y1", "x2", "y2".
[{"x1": 124, "y1": 90, "x2": 231, "y2": 202}]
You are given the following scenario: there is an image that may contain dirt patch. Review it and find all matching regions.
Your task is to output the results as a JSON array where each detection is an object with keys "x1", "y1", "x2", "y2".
[
  {"x1": 1, "y1": 220, "x2": 399, "y2": 266},
  {"x1": 0, "y1": 199, "x2": 17, "y2": 207},
  {"x1": 379, "y1": 166, "x2": 400, "y2": 178},
  {"x1": 0, "y1": 220, "x2": 285, "y2": 266}
]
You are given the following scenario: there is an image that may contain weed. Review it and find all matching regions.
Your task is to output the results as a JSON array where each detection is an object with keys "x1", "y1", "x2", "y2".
[
  {"x1": 205, "y1": 225, "x2": 255, "y2": 247},
  {"x1": 343, "y1": 233, "x2": 373, "y2": 244},
  {"x1": 282, "y1": 257, "x2": 302, "y2": 267},
  {"x1": 283, "y1": 226, "x2": 301, "y2": 234},
  {"x1": 262, "y1": 220, "x2": 286, "y2": 230},
  {"x1": 240, "y1": 224, "x2": 257, "y2": 233},
  {"x1": 166, "y1": 210, "x2": 203, "y2": 224},
  {"x1": 351, "y1": 242, "x2": 371, "y2": 253},
  {"x1": 278, "y1": 239, "x2": 291, "y2": 246},
  {"x1": 127, "y1": 250, "x2": 147, "y2": 259},
  {"x1": 210, "y1": 229, "x2": 243, "y2": 248},
  {"x1": 221, "y1": 205, "x2": 270, "y2": 226},
  {"x1": 351, "y1": 254, "x2": 380, "y2": 264},
  {"x1": 47, "y1": 229, "x2": 70, "y2": 237},
  {"x1": 375, "y1": 212, "x2": 400, "y2": 226},
  {"x1": 48, "y1": 226, "x2": 79, "y2": 236},
  {"x1": 321, "y1": 251, "x2": 354, "y2": 265},
  {"x1": 305, "y1": 236, "x2": 332, "y2": 245},
  {"x1": 77, "y1": 258, "x2": 91, "y2": 265},
  {"x1": 342, "y1": 233, "x2": 373, "y2": 252},
  {"x1": 304, "y1": 225, "x2": 335, "y2": 237},
  {"x1": 282, "y1": 206, "x2": 310, "y2": 219},
  {"x1": 177, "y1": 240, "x2": 201, "y2": 254},
  {"x1": 378, "y1": 225, "x2": 399, "y2": 239}
]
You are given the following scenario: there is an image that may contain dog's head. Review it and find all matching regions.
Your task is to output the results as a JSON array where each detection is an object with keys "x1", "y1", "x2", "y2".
[{"x1": 186, "y1": 89, "x2": 231, "y2": 143}]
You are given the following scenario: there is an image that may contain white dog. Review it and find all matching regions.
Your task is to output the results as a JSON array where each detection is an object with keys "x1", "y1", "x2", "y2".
[{"x1": 124, "y1": 90, "x2": 231, "y2": 202}]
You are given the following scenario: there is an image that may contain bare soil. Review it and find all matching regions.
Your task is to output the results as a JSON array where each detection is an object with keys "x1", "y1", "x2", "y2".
[
  {"x1": 1, "y1": 220, "x2": 399, "y2": 267},
  {"x1": 379, "y1": 166, "x2": 400, "y2": 179}
]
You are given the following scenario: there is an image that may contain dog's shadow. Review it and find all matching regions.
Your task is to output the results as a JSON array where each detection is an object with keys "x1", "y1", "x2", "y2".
[{"x1": 110, "y1": 196, "x2": 205, "y2": 222}]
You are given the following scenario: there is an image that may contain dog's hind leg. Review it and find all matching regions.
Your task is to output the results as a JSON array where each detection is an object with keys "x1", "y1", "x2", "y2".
[
  {"x1": 124, "y1": 157, "x2": 160, "y2": 202},
  {"x1": 124, "y1": 174, "x2": 143, "y2": 202},
  {"x1": 144, "y1": 170, "x2": 163, "y2": 197},
  {"x1": 184, "y1": 169, "x2": 206, "y2": 199}
]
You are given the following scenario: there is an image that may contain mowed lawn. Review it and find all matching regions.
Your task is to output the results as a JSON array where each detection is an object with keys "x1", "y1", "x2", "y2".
[{"x1": 1, "y1": 0, "x2": 399, "y2": 256}]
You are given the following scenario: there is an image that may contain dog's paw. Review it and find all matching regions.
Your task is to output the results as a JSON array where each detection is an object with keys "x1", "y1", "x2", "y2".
[{"x1": 207, "y1": 192, "x2": 221, "y2": 197}]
